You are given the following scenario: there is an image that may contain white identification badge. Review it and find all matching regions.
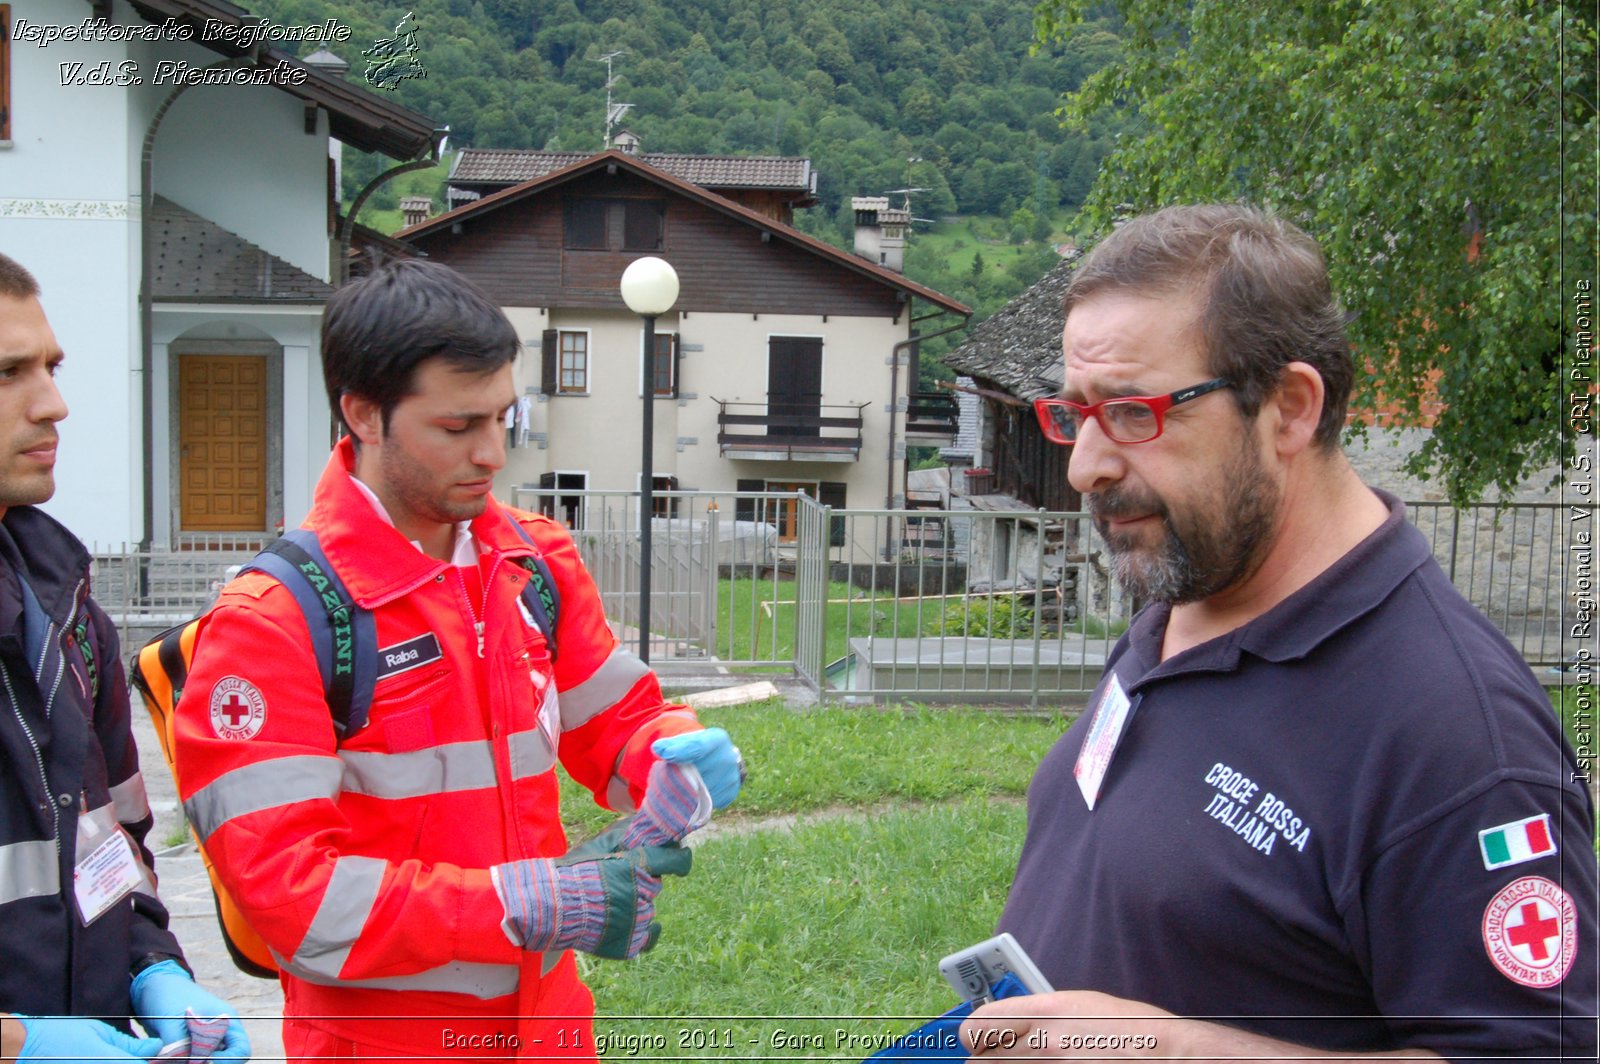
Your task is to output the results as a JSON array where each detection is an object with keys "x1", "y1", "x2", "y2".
[
  {"x1": 537, "y1": 681, "x2": 561, "y2": 751},
  {"x1": 73, "y1": 808, "x2": 143, "y2": 926},
  {"x1": 1074, "y1": 674, "x2": 1138, "y2": 811}
]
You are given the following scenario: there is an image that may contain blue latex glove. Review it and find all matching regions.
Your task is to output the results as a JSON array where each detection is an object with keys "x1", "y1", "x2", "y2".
[
  {"x1": 129, "y1": 960, "x2": 252, "y2": 1062},
  {"x1": 652, "y1": 727, "x2": 744, "y2": 808},
  {"x1": 14, "y1": 1014, "x2": 164, "y2": 1063}
]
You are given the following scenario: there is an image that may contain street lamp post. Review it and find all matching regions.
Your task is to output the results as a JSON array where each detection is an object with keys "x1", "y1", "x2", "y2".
[{"x1": 619, "y1": 256, "x2": 680, "y2": 664}]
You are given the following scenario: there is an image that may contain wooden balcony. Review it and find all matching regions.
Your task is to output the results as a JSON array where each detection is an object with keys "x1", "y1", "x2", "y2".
[
  {"x1": 904, "y1": 391, "x2": 959, "y2": 443},
  {"x1": 714, "y1": 398, "x2": 867, "y2": 461}
]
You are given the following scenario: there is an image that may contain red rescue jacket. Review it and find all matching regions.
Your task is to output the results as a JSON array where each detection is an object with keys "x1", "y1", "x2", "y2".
[{"x1": 171, "y1": 440, "x2": 700, "y2": 1053}]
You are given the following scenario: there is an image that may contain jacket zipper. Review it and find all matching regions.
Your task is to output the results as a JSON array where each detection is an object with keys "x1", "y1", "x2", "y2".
[
  {"x1": 3, "y1": 577, "x2": 82, "y2": 852},
  {"x1": 455, "y1": 557, "x2": 505, "y2": 658}
]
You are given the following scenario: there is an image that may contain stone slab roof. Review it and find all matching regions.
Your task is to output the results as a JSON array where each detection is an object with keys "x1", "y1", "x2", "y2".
[
  {"x1": 151, "y1": 197, "x2": 333, "y2": 303},
  {"x1": 943, "y1": 252, "x2": 1081, "y2": 399},
  {"x1": 451, "y1": 149, "x2": 814, "y2": 192},
  {"x1": 939, "y1": 376, "x2": 980, "y2": 462}
]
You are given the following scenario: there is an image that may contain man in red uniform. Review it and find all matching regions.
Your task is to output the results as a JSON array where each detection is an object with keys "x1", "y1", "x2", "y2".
[{"x1": 171, "y1": 260, "x2": 742, "y2": 1061}]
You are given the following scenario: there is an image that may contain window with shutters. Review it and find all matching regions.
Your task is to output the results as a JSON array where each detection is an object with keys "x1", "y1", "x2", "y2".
[
  {"x1": 557, "y1": 330, "x2": 588, "y2": 394},
  {"x1": 650, "y1": 332, "x2": 677, "y2": 397},
  {"x1": 564, "y1": 197, "x2": 665, "y2": 251}
]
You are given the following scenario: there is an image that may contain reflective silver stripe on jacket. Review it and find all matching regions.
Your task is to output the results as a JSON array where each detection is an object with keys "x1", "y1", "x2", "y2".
[
  {"x1": 184, "y1": 756, "x2": 343, "y2": 842},
  {"x1": 275, "y1": 952, "x2": 521, "y2": 1000},
  {"x1": 0, "y1": 838, "x2": 58, "y2": 904},
  {"x1": 339, "y1": 741, "x2": 500, "y2": 800},
  {"x1": 507, "y1": 729, "x2": 556, "y2": 781},
  {"x1": 605, "y1": 775, "x2": 636, "y2": 814},
  {"x1": 287, "y1": 855, "x2": 385, "y2": 979},
  {"x1": 109, "y1": 772, "x2": 151, "y2": 824},
  {"x1": 558, "y1": 648, "x2": 650, "y2": 729}
]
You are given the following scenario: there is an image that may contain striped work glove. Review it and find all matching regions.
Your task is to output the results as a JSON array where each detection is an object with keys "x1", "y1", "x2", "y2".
[{"x1": 493, "y1": 842, "x2": 691, "y2": 960}]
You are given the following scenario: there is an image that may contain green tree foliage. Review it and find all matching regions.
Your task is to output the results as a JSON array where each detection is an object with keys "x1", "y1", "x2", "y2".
[
  {"x1": 249, "y1": 0, "x2": 1124, "y2": 234},
  {"x1": 1034, "y1": 0, "x2": 1598, "y2": 503}
]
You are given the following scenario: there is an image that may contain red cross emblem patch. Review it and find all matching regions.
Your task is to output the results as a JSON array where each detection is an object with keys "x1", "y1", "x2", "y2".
[
  {"x1": 209, "y1": 676, "x2": 267, "y2": 741},
  {"x1": 1482, "y1": 876, "x2": 1577, "y2": 987}
]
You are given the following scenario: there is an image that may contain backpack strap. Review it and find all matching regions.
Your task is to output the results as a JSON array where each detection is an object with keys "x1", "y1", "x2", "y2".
[
  {"x1": 503, "y1": 513, "x2": 561, "y2": 660},
  {"x1": 241, "y1": 530, "x2": 377, "y2": 739},
  {"x1": 155, "y1": 623, "x2": 190, "y2": 705}
]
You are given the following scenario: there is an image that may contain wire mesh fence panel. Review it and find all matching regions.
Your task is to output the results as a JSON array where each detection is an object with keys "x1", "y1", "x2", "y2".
[
  {"x1": 807, "y1": 504, "x2": 1127, "y2": 704},
  {"x1": 91, "y1": 498, "x2": 1584, "y2": 694}
]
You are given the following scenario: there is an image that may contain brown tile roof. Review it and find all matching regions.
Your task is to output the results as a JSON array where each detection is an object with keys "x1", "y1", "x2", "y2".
[
  {"x1": 450, "y1": 149, "x2": 814, "y2": 192},
  {"x1": 943, "y1": 253, "x2": 1082, "y2": 398},
  {"x1": 151, "y1": 197, "x2": 334, "y2": 303},
  {"x1": 403, "y1": 150, "x2": 969, "y2": 316}
]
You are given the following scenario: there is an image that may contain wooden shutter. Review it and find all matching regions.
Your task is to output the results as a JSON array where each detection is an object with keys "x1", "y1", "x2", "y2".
[
  {"x1": 735, "y1": 478, "x2": 762, "y2": 523},
  {"x1": 624, "y1": 200, "x2": 665, "y2": 250},
  {"x1": 541, "y1": 329, "x2": 557, "y2": 395},
  {"x1": 819, "y1": 482, "x2": 847, "y2": 547},
  {"x1": 671, "y1": 332, "x2": 681, "y2": 398},
  {"x1": 537, "y1": 471, "x2": 557, "y2": 517},
  {"x1": 564, "y1": 199, "x2": 606, "y2": 248},
  {"x1": 1, "y1": 5, "x2": 11, "y2": 141}
]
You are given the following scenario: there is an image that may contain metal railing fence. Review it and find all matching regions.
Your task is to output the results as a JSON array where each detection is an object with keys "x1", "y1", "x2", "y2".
[
  {"x1": 89, "y1": 496, "x2": 1590, "y2": 701},
  {"x1": 1404, "y1": 501, "x2": 1588, "y2": 669}
]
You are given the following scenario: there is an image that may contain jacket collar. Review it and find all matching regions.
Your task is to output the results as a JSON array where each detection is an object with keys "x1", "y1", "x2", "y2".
[
  {"x1": 306, "y1": 438, "x2": 534, "y2": 609},
  {"x1": 0, "y1": 506, "x2": 91, "y2": 624}
]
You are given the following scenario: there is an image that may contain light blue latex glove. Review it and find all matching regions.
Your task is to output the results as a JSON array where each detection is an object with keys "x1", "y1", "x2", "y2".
[
  {"x1": 14, "y1": 1014, "x2": 163, "y2": 1063},
  {"x1": 651, "y1": 727, "x2": 744, "y2": 809},
  {"x1": 129, "y1": 960, "x2": 252, "y2": 1062}
]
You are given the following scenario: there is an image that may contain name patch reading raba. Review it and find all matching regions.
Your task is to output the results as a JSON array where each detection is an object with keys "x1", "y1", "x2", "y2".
[{"x1": 377, "y1": 632, "x2": 443, "y2": 680}]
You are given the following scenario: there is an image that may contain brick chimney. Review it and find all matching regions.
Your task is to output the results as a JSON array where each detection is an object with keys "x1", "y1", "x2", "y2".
[{"x1": 400, "y1": 197, "x2": 432, "y2": 229}]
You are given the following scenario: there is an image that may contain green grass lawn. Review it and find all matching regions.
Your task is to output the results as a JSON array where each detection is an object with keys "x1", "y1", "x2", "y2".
[
  {"x1": 558, "y1": 701, "x2": 1065, "y2": 839},
  {"x1": 553, "y1": 702, "x2": 1067, "y2": 1051}
]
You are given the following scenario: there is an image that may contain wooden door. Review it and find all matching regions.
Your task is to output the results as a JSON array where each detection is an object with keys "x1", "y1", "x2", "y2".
[
  {"x1": 179, "y1": 355, "x2": 267, "y2": 532},
  {"x1": 763, "y1": 481, "x2": 817, "y2": 543},
  {"x1": 767, "y1": 337, "x2": 822, "y2": 437}
]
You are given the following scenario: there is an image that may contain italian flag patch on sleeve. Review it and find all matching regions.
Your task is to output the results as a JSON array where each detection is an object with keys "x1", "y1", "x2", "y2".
[{"x1": 1479, "y1": 814, "x2": 1557, "y2": 870}]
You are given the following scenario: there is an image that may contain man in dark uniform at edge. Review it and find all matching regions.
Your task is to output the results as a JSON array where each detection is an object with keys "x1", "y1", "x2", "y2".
[
  {"x1": 0, "y1": 252, "x2": 250, "y2": 1062},
  {"x1": 959, "y1": 205, "x2": 1597, "y2": 1060}
]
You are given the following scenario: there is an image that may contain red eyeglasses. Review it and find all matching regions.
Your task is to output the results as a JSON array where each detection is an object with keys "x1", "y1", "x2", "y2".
[{"x1": 1033, "y1": 378, "x2": 1233, "y2": 445}]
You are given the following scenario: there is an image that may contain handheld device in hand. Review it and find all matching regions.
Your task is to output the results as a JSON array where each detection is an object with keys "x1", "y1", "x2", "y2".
[{"x1": 938, "y1": 932, "x2": 1053, "y2": 1005}]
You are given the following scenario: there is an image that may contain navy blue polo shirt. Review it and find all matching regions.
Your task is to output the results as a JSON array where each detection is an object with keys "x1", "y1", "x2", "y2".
[{"x1": 999, "y1": 493, "x2": 1597, "y2": 1058}]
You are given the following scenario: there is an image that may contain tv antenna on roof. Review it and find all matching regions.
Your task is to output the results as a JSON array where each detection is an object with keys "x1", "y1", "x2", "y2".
[
  {"x1": 884, "y1": 188, "x2": 935, "y2": 225},
  {"x1": 593, "y1": 50, "x2": 632, "y2": 148},
  {"x1": 890, "y1": 158, "x2": 936, "y2": 222}
]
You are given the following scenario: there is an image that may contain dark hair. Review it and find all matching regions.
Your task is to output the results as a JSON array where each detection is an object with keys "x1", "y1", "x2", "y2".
[
  {"x1": 1062, "y1": 204, "x2": 1352, "y2": 448},
  {"x1": 0, "y1": 252, "x2": 41, "y2": 299},
  {"x1": 321, "y1": 259, "x2": 519, "y2": 434}
]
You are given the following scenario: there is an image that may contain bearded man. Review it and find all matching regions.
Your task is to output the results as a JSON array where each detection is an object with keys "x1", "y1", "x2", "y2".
[{"x1": 961, "y1": 205, "x2": 1597, "y2": 1060}]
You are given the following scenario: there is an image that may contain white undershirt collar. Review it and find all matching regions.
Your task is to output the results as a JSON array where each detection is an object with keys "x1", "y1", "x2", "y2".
[{"x1": 348, "y1": 473, "x2": 479, "y2": 566}]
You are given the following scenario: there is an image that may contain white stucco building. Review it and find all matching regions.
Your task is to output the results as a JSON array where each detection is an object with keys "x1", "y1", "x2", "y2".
[{"x1": 0, "y1": 0, "x2": 441, "y2": 546}]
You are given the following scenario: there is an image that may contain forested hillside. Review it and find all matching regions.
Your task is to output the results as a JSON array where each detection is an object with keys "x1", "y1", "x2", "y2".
[{"x1": 249, "y1": 0, "x2": 1125, "y2": 383}]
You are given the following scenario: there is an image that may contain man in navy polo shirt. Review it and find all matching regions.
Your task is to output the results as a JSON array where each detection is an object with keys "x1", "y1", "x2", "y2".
[{"x1": 960, "y1": 205, "x2": 1596, "y2": 1060}]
